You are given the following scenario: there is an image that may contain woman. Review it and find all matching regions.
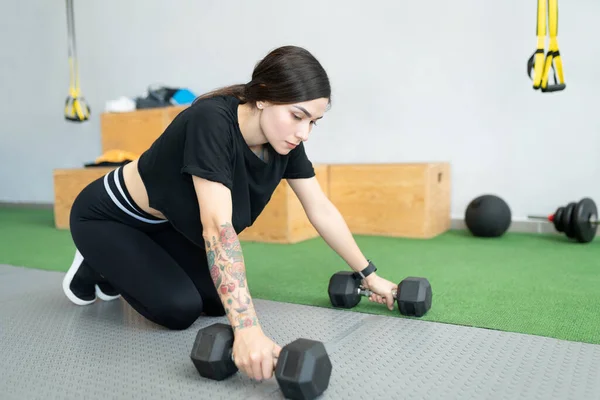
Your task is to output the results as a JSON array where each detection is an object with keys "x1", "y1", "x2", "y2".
[{"x1": 63, "y1": 45, "x2": 399, "y2": 382}]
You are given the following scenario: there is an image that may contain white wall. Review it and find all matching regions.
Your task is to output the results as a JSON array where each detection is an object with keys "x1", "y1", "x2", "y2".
[{"x1": 1, "y1": 0, "x2": 599, "y2": 219}]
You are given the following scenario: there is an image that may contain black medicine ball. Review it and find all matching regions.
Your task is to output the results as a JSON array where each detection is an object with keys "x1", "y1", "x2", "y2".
[{"x1": 465, "y1": 194, "x2": 511, "y2": 237}]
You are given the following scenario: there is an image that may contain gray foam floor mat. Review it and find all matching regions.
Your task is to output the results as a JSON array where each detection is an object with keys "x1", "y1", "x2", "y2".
[{"x1": 1, "y1": 264, "x2": 599, "y2": 400}]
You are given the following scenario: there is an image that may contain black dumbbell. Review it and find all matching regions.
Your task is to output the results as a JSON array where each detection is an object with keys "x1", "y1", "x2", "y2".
[
  {"x1": 327, "y1": 271, "x2": 432, "y2": 317},
  {"x1": 190, "y1": 323, "x2": 332, "y2": 400},
  {"x1": 528, "y1": 197, "x2": 598, "y2": 243}
]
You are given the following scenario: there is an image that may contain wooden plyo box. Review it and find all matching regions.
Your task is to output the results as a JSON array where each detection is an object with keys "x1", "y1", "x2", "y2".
[
  {"x1": 239, "y1": 165, "x2": 330, "y2": 244},
  {"x1": 53, "y1": 167, "x2": 116, "y2": 229},
  {"x1": 100, "y1": 105, "x2": 187, "y2": 155},
  {"x1": 328, "y1": 163, "x2": 451, "y2": 238}
]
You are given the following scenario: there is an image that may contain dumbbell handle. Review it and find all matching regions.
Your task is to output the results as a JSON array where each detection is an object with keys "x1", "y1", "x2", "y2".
[
  {"x1": 357, "y1": 286, "x2": 397, "y2": 299},
  {"x1": 528, "y1": 215, "x2": 600, "y2": 224},
  {"x1": 230, "y1": 350, "x2": 279, "y2": 364}
]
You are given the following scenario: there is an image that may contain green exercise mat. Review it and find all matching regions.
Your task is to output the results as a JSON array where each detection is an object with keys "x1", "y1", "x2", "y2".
[{"x1": 1, "y1": 206, "x2": 598, "y2": 345}]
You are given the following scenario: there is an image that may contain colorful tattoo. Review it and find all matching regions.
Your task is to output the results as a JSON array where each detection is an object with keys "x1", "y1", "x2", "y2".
[{"x1": 204, "y1": 222, "x2": 258, "y2": 332}]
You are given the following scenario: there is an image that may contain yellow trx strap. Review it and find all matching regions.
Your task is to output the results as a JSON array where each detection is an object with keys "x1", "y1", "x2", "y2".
[
  {"x1": 64, "y1": 0, "x2": 90, "y2": 122},
  {"x1": 527, "y1": 0, "x2": 566, "y2": 92}
]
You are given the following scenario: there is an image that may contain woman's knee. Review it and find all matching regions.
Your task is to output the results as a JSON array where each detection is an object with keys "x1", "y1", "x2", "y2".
[{"x1": 153, "y1": 293, "x2": 204, "y2": 330}]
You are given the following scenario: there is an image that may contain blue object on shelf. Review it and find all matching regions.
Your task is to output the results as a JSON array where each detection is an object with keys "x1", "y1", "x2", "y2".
[{"x1": 171, "y1": 89, "x2": 196, "y2": 105}]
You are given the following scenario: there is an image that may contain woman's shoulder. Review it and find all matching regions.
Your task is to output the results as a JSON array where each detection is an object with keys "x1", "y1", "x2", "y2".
[{"x1": 182, "y1": 95, "x2": 240, "y2": 127}]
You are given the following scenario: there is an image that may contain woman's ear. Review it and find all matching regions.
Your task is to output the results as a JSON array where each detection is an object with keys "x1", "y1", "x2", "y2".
[{"x1": 256, "y1": 101, "x2": 272, "y2": 109}]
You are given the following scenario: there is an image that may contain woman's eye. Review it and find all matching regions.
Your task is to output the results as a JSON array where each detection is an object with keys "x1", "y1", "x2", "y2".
[{"x1": 292, "y1": 113, "x2": 317, "y2": 126}]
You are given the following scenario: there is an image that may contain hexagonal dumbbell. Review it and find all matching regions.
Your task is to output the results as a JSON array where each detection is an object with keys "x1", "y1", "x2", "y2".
[
  {"x1": 327, "y1": 271, "x2": 432, "y2": 317},
  {"x1": 190, "y1": 323, "x2": 332, "y2": 400}
]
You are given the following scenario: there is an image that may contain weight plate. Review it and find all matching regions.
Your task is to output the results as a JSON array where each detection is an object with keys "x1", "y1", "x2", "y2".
[
  {"x1": 572, "y1": 198, "x2": 598, "y2": 243},
  {"x1": 553, "y1": 206, "x2": 565, "y2": 232},
  {"x1": 561, "y1": 202, "x2": 576, "y2": 238}
]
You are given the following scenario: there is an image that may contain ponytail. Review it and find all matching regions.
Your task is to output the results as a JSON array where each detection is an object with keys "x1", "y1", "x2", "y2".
[{"x1": 193, "y1": 83, "x2": 247, "y2": 104}]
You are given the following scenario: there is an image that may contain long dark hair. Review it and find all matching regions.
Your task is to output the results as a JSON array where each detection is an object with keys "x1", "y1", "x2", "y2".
[{"x1": 194, "y1": 45, "x2": 331, "y2": 107}]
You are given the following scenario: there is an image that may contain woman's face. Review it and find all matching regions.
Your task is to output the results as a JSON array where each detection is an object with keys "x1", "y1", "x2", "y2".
[{"x1": 258, "y1": 98, "x2": 329, "y2": 155}]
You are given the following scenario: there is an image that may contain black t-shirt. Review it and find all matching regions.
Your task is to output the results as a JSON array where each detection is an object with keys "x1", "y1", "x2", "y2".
[{"x1": 137, "y1": 95, "x2": 315, "y2": 247}]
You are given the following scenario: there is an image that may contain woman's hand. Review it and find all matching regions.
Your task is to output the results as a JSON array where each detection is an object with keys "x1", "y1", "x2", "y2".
[
  {"x1": 362, "y1": 274, "x2": 397, "y2": 311},
  {"x1": 232, "y1": 326, "x2": 282, "y2": 381}
]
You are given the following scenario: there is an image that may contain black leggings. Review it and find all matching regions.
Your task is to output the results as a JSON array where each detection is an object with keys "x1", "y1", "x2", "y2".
[{"x1": 69, "y1": 166, "x2": 225, "y2": 330}]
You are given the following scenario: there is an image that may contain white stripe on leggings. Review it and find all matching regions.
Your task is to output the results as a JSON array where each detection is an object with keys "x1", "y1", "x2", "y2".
[
  {"x1": 103, "y1": 172, "x2": 168, "y2": 224},
  {"x1": 113, "y1": 167, "x2": 143, "y2": 215}
]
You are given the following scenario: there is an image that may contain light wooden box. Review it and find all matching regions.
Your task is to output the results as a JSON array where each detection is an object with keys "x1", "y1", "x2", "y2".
[
  {"x1": 239, "y1": 165, "x2": 330, "y2": 244},
  {"x1": 56, "y1": 107, "x2": 450, "y2": 242},
  {"x1": 328, "y1": 163, "x2": 451, "y2": 238},
  {"x1": 100, "y1": 105, "x2": 187, "y2": 154},
  {"x1": 53, "y1": 167, "x2": 116, "y2": 229}
]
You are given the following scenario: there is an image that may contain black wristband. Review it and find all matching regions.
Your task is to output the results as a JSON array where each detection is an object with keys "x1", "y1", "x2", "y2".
[{"x1": 353, "y1": 260, "x2": 377, "y2": 280}]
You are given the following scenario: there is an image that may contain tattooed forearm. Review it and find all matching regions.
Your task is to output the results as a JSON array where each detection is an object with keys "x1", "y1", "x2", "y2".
[{"x1": 204, "y1": 222, "x2": 259, "y2": 333}]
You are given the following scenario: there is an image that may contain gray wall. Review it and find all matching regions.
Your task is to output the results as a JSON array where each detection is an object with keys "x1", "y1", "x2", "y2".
[{"x1": 1, "y1": 0, "x2": 599, "y2": 220}]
